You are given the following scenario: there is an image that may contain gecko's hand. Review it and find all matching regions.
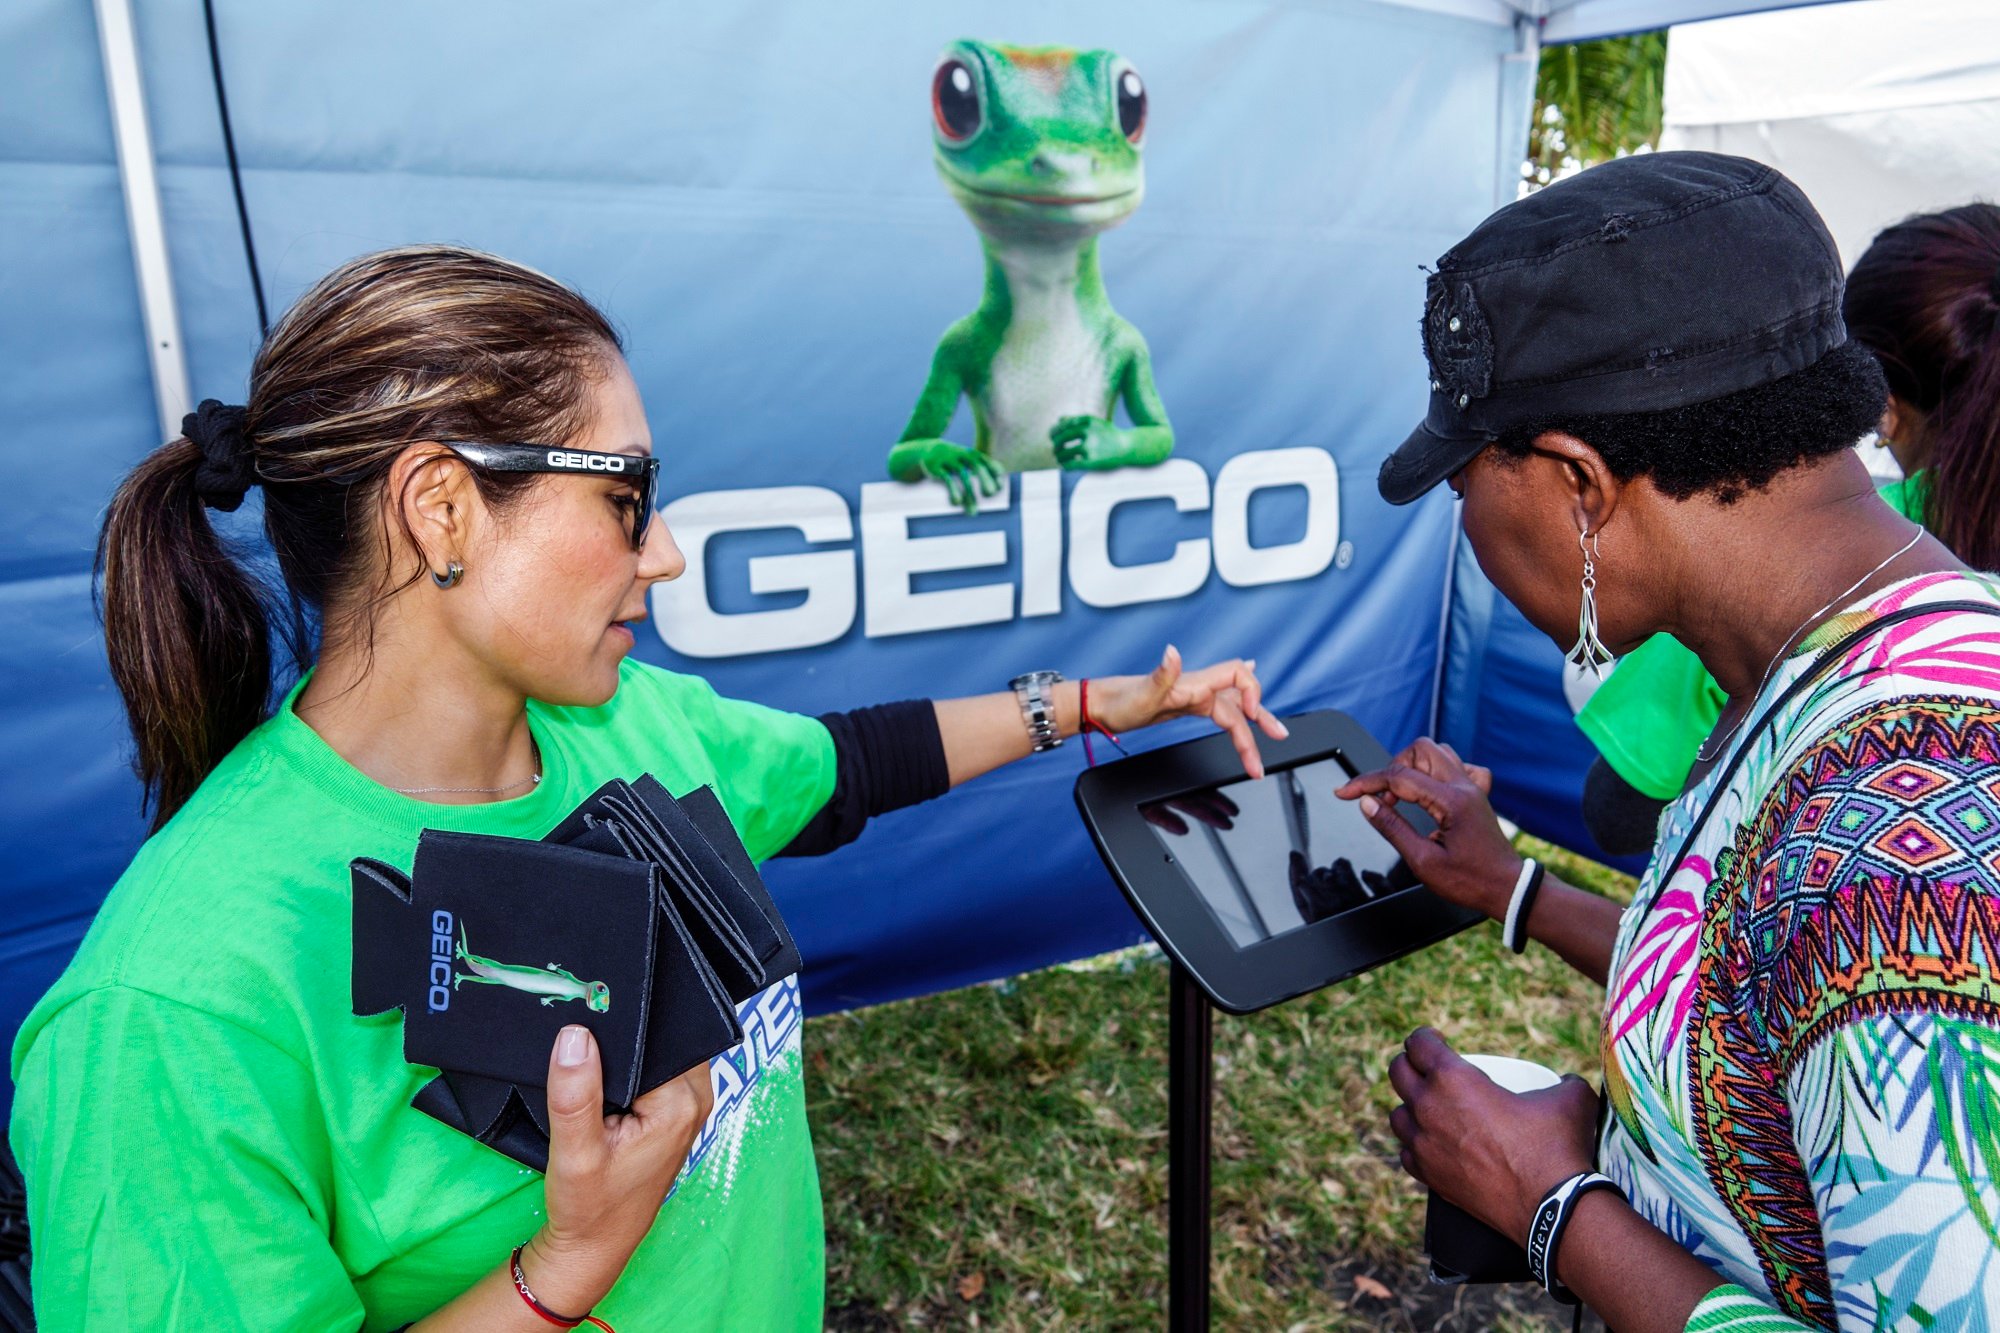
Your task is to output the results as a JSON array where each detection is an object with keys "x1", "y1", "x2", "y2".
[
  {"x1": 1051, "y1": 416, "x2": 1126, "y2": 470},
  {"x1": 896, "y1": 439, "x2": 1004, "y2": 515}
]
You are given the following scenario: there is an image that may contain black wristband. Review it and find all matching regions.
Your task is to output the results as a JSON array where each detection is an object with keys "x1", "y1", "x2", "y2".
[{"x1": 1525, "y1": 1171, "x2": 1622, "y2": 1303}]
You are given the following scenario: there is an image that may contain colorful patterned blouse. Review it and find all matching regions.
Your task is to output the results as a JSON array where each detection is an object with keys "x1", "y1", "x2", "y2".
[{"x1": 1599, "y1": 571, "x2": 2000, "y2": 1332}]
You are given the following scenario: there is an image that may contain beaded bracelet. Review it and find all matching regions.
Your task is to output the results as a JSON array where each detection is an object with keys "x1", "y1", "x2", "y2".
[{"x1": 510, "y1": 1244, "x2": 616, "y2": 1332}]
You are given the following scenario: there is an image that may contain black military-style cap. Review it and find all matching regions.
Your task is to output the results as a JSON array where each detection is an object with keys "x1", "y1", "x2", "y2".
[{"x1": 1379, "y1": 151, "x2": 1847, "y2": 505}]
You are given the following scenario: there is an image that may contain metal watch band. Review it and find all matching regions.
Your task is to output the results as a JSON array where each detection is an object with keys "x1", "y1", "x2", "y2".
[{"x1": 1009, "y1": 671, "x2": 1065, "y2": 752}]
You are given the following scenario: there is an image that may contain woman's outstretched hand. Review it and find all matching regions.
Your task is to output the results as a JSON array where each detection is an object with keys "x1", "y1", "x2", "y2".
[
  {"x1": 1335, "y1": 737, "x2": 1519, "y2": 919},
  {"x1": 1388, "y1": 1027, "x2": 1600, "y2": 1243},
  {"x1": 1088, "y1": 645, "x2": 1289, "y2": 779}
]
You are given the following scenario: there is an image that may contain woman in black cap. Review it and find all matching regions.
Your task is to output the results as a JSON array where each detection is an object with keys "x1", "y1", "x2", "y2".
[{"x1": 1343, "y1": 155, "x2": 2000, "y2": 1330}]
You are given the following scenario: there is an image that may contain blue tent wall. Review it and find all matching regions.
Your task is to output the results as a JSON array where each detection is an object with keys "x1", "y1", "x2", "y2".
[{"x1": 0, "y1": 0, "x2": 1537, "y2": 1108}]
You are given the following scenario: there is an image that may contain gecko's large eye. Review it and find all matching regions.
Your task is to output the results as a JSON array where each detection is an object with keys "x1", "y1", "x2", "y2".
[
  {"x1": 933, "y1": 59, "x2": 982, "y2": 141},
  {"x1": 1116, "y1": 66, "x2": 1147, "y2": 142}
]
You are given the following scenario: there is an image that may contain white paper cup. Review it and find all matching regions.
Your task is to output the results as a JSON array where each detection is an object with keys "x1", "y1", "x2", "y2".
[{"x1": 1462, "y1": 1052, "x2": 1561, "y2": 1094}]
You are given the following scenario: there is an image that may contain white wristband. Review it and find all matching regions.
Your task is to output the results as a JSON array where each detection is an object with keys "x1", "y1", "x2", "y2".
[{"x1": 1502, "y1": 857, "x2": 1540, "y2": 953}]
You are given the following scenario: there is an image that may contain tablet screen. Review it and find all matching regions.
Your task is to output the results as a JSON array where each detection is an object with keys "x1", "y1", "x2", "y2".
[{"x1": 1138, "y1": 756, "x2": 1414, "y2": 949}]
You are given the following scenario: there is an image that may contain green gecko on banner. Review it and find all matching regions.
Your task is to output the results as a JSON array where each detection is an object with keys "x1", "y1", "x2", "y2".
[
  {"x1": 453, "y1": 923, "x2": 612, "y2": 1012},
  {"x1": 887, "y1": 39, "x2": 1173, "y2": 514}
]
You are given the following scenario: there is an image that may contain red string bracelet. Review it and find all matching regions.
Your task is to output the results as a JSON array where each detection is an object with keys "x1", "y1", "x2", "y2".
[
  {"x1": 1079, "y1": 678, "x2": 1125, "y2": 768},
  {"x1": 511, "y1": 1244, "x2": 615, "y2": 1332}
]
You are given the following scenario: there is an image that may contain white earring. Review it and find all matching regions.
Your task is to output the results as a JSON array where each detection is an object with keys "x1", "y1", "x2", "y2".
[{"x1": 1565, "y1": 528, "x2": 1612, "y2": 678}]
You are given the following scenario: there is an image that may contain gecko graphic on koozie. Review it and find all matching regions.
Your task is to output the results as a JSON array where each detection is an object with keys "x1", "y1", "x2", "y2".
[
  {"x1": 452, "y1": 923, "x2": 612, "y2": 1011},
  {"x1": 351, "y1": 779, "x2": 797, "y2": 1170}
]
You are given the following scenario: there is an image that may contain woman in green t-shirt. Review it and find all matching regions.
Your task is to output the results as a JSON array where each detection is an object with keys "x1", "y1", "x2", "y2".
[
  {"x1": 1576, "y1": 203, "x2": 2000, "y2": 853},
  {"x1": 7, "y1": 246, "x2": 1285, "y2": 1332}
]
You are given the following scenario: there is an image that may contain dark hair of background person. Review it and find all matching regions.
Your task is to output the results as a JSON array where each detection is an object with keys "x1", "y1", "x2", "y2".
[
  {"x1": 1844, "y1": 202, "x2": 2000, "y2": 571},
  {"x1": 1491, "y1": 340, "x2": 1888, "y2": 503},
  {"x1": 95, "y1": 246, "x2": 625, "y2": 832}
]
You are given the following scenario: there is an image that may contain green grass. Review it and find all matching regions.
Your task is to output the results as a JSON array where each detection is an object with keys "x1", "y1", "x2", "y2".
[{"x1": 805, "y1": 838, "x2": 1633, "y2": 1331}]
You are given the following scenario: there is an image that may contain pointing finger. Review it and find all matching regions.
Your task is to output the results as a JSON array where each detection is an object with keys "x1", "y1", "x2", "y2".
[{"x1": 1353, "y1": 789, "x2": 1435, "y2": 871}]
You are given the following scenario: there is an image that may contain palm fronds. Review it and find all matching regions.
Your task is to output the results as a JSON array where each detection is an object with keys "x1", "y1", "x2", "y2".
[{"x1": 1529, "y1": 31, "x2": 1668, "y2": 187}]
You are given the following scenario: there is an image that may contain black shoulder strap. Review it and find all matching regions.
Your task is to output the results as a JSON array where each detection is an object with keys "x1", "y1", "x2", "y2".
[{"x1": 1639, "y1": 599, "x2": 2000, "y2": 919}]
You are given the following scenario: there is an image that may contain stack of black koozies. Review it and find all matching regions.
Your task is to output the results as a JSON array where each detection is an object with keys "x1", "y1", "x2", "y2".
[{"x1": 351, "y1": 776, "x2": 801, "y2": 1170}]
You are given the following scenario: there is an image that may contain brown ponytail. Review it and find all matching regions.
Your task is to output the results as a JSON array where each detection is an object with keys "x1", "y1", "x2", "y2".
[
  {"x1": 1844, "y1": 204, "x2": 2000, "y2": 570},
  {"x1": 96, "y1": 246, "x2": 622, "y2": 830},
  {"x1": 97, "y1": 436, "x2": 274, "y2": 830}
]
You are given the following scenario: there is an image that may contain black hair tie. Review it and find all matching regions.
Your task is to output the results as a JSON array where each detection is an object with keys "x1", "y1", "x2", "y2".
[{"x1": 183, "y1": 399, "x2": 256, "y2": 512}]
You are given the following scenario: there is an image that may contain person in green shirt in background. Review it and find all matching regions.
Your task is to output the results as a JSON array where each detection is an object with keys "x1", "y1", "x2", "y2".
[
  {"x1": 8, "y1": 245, "x2": 1287, "y2": 1332},
  {"x1": 1577, "y1": 203, "x2": 2000, "y2": 854}
]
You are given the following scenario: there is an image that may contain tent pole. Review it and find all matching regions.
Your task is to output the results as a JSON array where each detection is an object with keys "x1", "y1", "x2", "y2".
[
  {"x1": 1431, "y1": 11, "x2": 1539, "y2": 743},
  {"x1": 93, "y1": 0, "x2": 190, "y2": 446},
  {"x1": 1498, "y1": 12, "x2": 1542, "y2": 207},
  {"x1": 1426, "y1": 509, "x2": 1463, "y2": 740}
]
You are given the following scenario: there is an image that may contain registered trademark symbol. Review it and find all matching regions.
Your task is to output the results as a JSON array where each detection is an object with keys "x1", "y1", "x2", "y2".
[{"x1": 1334, "y1": 541, "x2": 1354, "y2": 570}]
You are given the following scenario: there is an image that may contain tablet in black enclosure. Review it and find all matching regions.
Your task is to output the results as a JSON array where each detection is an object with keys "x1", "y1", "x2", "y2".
[{"x1": 1075, "y1": 710, "x2": 1484, "y2": 1014}]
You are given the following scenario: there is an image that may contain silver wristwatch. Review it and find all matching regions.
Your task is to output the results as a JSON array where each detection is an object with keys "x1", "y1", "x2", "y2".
[{"x1": 1009, "y1": 670, "x2": 1065, "y2": 752}]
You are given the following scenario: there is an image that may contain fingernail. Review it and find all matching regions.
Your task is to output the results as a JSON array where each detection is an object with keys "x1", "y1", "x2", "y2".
[
  {"x1": 1245, "y1": 658, "x2": 1257, "y2": 672},
  {"x1": 1274, "y1": 719, "x2": 1291, "y2": 738},
  {"x1": 558, "y1": 1026, "x2": 591, "y2": 1067},
  {"x1": 1360, "y1": 796, "x2": 1380, "y2": 818}
]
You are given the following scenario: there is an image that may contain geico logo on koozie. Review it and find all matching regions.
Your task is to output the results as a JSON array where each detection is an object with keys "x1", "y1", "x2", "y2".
[
  {"x1": 545, "y1": 450, "x2": 627, "y2": 473},
  {"x1": 427, "y1": 909, "x2": 454, "y2": 1012}
]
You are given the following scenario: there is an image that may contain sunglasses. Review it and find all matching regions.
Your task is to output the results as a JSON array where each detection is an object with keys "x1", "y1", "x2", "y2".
[{"x1": 442, "y1": 442, "x2": 660, "y2": 550}]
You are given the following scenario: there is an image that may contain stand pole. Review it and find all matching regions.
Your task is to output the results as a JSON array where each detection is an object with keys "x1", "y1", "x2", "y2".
[{"x1": 1168, "y1": 962, "x2": 1213, "y2": 1332}]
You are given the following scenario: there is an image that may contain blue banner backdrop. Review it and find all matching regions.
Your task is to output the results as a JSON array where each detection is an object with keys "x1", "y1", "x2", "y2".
[{"x1": 1, "y1": 0, "x2": 1549, "y2": 1106}]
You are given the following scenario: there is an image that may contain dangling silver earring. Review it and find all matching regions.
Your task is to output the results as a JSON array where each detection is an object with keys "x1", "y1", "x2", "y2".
[
  {"x1": 1565, "y1": 528, "x2": 1612, "y2": 678},
  {"x1": 431, "y1": 559, "x2": 464, "y2": 590}
]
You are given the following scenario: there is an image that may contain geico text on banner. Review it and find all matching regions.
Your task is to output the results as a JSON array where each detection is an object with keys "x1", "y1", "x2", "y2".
[{"x1": 650, "y1": 447, "x2": 1342, "y2": 659}]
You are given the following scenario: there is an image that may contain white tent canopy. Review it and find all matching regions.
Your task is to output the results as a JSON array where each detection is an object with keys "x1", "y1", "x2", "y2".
[
  {"x1": 1375, "y1": 0, "x2": 1844, "y2": 42},
  {"x1": 1662, "y1": 0, "x2": 2000, "y2": 265}
]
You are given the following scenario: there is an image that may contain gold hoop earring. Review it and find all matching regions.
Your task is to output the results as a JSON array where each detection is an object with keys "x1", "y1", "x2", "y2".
[{"x1": 430, "y1": 560, "x2": 464, "y2": 590}]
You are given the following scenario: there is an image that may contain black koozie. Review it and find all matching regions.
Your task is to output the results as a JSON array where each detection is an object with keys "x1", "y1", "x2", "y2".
[
  {"x1": 354, "y1": 773, "x2": 805, "y2": 1172},
  {"x1": 352, "y1": 832, "x2": 659, "y2": 1108}
]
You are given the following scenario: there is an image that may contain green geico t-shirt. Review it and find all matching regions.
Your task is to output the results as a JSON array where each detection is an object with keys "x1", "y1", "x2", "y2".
[
  {"x1": 1576, "y1": 472, "x2": 1928, "y2": 800},
  {"x1": 8, "y1": 660, "x2": 836, "y2": 1331}
]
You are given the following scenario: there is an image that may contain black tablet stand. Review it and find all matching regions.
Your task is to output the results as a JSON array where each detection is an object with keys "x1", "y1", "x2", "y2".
[
  {"x1": 1169, "y1": 962, "x2": 1213, "y2": 1331},
  {"x1": 1074, "y1": 711, "x2": 1484, "y2": 1330}
]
